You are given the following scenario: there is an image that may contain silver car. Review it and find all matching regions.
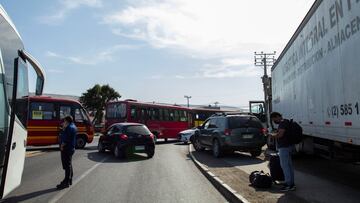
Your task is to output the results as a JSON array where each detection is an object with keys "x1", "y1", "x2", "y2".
[{"x1": 178, "y1": 128, "x2": 198, "y2": 144}]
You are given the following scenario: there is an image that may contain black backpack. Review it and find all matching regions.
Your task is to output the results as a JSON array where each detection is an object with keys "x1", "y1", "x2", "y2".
[
  {"x1": 287, "y1": 119, "x2": 303, "y2": 144},
  {"x1": 249, "y1": 170, "x2": 272, "y2": 188}
]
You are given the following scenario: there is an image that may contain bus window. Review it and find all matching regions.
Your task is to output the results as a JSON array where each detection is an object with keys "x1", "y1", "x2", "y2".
[
  {"x1": 60, "y1": 106, "x2": 71, "y2": 119},
  {"x1": 180, "y1": 111, "x2": 187, "y2": 122},
  {"x1": 153, "y1": 108, "x2": 159, "y2": 120},
  {"x1": 75, "y1": 108, "x2": 84, "y2": 123},
  {"x1": 174, "y1": 110, "x2": 180, "y2": 121},
  {"x1": 30, "y1": 102, "x2": 55, "y2": 120},
  {"x1": 169, "y1": 110, "x2": 174, "y2": 121},
  {"x1": 130, "y1": 106, "x2": 137, "y2": 119},
  {"x1": 159, "y1": 108, "x2": 164, "y2": 121},
  {"x1": 163, "y1": 109, "x2": 169, "y2": 121},
  {"x1": 107, "y1": 103, "x2": 127, "y2": 119}
]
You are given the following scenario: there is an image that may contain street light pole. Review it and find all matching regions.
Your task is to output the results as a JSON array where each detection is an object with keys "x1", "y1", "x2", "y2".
[
  {"x1": 184, "y1": 95, "x2": 192, "y2": 107},
  {"x1": 254, "y1": 51, "x2": 276, "y2": 127}
]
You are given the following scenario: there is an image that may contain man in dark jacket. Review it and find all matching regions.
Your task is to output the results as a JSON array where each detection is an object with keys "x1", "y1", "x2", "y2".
[
  {"x1": 270, "y1": 112, "x2": 296, "y2": 192},
  {"x1": 57, "y1": 116, "x2": 77, "y2": 189}
]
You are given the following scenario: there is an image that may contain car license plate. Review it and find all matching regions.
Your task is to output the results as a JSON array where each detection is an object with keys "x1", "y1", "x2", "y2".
[
  {"x1": 242, "y1": 134, "x2": 253, "y2": 139},
  {"x1": 135, "y1": 146, "x2": 145, "y2": 150}
]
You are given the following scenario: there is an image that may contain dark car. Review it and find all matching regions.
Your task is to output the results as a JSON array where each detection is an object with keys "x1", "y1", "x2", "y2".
[
  {"x1": 193, "y1": 114, "x2": 267, "y2": 158},
  {"x1": 98, "y1": 123, "x2": 155, "y2": 158}
]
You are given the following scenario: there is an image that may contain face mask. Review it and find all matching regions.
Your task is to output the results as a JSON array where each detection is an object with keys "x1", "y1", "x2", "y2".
[{"x1": 273, "y1": 120, "x2": 280, "y2": 124}]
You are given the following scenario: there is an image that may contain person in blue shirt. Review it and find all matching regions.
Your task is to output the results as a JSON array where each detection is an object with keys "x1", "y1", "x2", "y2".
[{"x1": 57, "y1": 116, "x2": 77, "y2": 190}]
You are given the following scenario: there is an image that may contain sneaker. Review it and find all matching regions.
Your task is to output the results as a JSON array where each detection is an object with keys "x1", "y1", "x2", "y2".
[{"x1": 280, "y1": 185, "x2": 296, "y2": 192}]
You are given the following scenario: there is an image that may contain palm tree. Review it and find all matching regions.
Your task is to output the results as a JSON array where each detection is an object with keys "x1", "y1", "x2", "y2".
[{"x1": 80, "y1": 84, "x2": 120, "y2": 124}]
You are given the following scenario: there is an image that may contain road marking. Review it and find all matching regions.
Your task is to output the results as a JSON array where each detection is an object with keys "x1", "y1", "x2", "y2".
[
  {"x1": 26, "y1": 151, "x2": 45, "y2": 158},
  {"x1": 48, "y1": 156, "x2": 109, "y2": 203}
]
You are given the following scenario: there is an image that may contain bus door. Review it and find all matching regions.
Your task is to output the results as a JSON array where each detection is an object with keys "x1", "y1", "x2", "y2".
[
  {"x1": 0, "y1": 54, "x2": 44, "y2": 198},
  {"x1": 28, "y1": 101, "x2": 58, "y2": 145}
]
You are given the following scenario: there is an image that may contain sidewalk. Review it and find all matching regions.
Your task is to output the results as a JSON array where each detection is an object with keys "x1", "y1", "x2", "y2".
[{"x1": 189, "y1": 145, "x2": 360, "y2": 203}]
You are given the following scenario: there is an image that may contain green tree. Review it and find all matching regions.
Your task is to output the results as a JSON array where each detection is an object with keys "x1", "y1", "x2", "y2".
[{"x1": 80, "y1": 84, "x2": 121, "y2": 124}]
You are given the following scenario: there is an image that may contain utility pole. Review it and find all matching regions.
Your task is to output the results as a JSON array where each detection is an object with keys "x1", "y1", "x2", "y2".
[
  {"x1": 184, "y1": 95, "x2": 192, "y2": 107},
  {"x1": 254, "y1": 51, "x2": 276, "y2": 127}
]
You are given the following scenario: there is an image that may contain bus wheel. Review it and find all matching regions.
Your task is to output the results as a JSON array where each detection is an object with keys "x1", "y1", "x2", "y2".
[{"x1": 76, "y1": 136, "x2": 86, "y2": 149}]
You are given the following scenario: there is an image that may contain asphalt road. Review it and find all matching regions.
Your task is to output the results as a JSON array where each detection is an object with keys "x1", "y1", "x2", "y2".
[{"x1": 2, "y1": 138, "x2": 227, "y2": 203}]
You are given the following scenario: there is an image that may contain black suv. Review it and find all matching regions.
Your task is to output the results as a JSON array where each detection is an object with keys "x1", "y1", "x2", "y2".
[
  {"x1": 193, "y1": 114, "x2": 266, "y2": 158},
  {"x1": 98, "y1": 123, "x2": 155, "y2": 158}
]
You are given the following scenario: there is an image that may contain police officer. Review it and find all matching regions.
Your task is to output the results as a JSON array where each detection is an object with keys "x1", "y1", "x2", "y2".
[{"x1": 57, "y1": 116, "x2": 77, "y2": 190}]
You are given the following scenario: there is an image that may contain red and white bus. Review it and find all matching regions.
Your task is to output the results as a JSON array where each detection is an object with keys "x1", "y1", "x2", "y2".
[
  {"x1": 105, "y1": 100, "x2": 191, "y2": 141},
  {"x1": 27, "y1": 96, "x2": 94, "y2": 148}
]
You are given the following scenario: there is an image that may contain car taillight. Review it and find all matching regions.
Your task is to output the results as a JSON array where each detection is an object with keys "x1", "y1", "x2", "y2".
[
  {"x1": 224, "y1": 129, "x2": 232, "y2": 136},
  {"x1": 149, "y1": 133, "x2": 154, "y2": 140},
  {"x1": 261, "y1": 128, "x2": 267, "y2": 135},
  {"x1": 119, "y1": 134, "x2": 128, "y2": 140}
]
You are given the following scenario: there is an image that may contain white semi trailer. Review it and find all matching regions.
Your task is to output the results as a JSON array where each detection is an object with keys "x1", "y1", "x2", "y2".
[{"x1": 271, "y1": 0, "x2": 360, "y2": 160}]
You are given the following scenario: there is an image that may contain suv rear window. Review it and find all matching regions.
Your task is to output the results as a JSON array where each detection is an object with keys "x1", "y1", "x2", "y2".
[
  {"x1": 125, "y1": 125, "x2": 151, "y2": 135},
  {"x1": 228, "y1": 116, "x2": 263, "y2": 129}
]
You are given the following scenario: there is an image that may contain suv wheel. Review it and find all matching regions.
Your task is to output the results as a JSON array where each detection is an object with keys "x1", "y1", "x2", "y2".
[
  {"x1": 212, "y1": 139, "x2": 222, "y2": 158},
  {"x1": 76, "y1": 136, "x2": 86, "y2": 149},
  {"x1": 98, "y1": 141, "x2": 105, "y2": 153},
  {"x1": 250, "y1": 149, "x2": 262, "y2": 157},
  {"x1": 193, "y1": 137, "x2": 205, "y2": 151}
]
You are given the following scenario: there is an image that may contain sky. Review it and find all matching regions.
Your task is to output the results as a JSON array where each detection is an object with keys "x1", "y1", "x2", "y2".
[{"x1": 1, "y1": 0, "x2": 315, "y2": 108}]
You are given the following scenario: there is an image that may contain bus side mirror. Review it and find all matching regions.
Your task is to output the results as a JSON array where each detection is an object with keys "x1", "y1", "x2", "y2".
[{"x1": 35, "y1": 77, "x2": 44, "y2": 96}]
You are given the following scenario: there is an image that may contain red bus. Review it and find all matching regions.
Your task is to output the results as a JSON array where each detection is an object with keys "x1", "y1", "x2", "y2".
[
  {"x1": 105, "y1": 100, "x2": 191, "y2": 141},
  {"x1": 27, "y1": 96, "x2": 94, "y2": 148}
]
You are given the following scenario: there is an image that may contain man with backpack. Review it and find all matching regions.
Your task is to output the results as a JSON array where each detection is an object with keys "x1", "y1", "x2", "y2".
[{"x1": 270, "y1": 112, "x2": 296, "y2": 192}]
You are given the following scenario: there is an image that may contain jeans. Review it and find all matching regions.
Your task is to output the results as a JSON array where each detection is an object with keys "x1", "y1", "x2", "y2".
[
  {"x1": 61, "y1": 150, "x2": 74, "y2": 184},
  {"x1": 278, "y1": 146, "x2": 294, "y2": 186}
]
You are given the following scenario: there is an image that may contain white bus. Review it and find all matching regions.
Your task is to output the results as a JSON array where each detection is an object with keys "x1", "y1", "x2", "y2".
[{"x1": 0, "y1": 5, "x2": 45, "y2": 198}]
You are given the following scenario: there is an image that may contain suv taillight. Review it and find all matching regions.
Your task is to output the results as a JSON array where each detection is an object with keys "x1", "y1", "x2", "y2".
[
  {"x1": 119, "y1": 134, "x2": 128, "y2": 140},
  {"x1": 261, "y1": 128, "x2": 267, "y2": 135},
  {"x1": 224, "y1": 129, "x2": 232, "y2": 136}
]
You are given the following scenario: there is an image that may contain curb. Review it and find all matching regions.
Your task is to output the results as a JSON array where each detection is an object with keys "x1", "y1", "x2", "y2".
[{"x1": 188, "y1": 144, "x2": 250, "y2": 203}]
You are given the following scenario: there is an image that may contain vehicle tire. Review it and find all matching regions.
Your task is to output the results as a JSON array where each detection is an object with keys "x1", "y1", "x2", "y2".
[
  {"x1": 250, "y1": 149, "x2": 262, "y2": 157},
  {"x1": 114, "y1": 144, "x2": 126, "y2": 158},
  {"x1": 184, "y1": 141, "x2": 188, "y2": 145},
  {"x1": 146, "y1": 147, "x2": 155, "y2": 158},
  {"x1": 164, "y1": 138, "x2": 168, "y2": 142},
  {"x1": 190, "y1": 136, "x2": 194, "y2": 143},
  {"x1": 76, "y1": 136, "x2": 86, "y2": 149},
  {"x1": 212, "y1": 139, "x2": 223, "y2": 158},
  {"x1": 97, "y1": 141, "x2": 105, "y2": 153},
  {"x1": 193, "y1": 137, "x2": 205, "y2": 152}
]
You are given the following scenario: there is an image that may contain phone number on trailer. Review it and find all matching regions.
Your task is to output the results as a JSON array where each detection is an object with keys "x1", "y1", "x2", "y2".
[{"x1": 327, "y1": 102, "x2": 360, "y2": 118}]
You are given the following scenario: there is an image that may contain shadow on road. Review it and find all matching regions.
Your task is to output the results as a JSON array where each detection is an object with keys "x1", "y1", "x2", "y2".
[
  {"x1": 1, "y1": 188, "x2": 57, "y2": 203},
  {"x1": 26, "y1": 146, "x2": 59, "y2": 152},
  {"x1": 192, "y1": 149, "x2": 265, "y2": 168},
  {"x1": 87, "y1": 151, "x2": 149, "y2": 163},
  {"x1": 174, "y1": 142, "x2": 190, "y2": 146},
  {"x1": 155, "y1": 140, "x2": 180, "y2": 145}
]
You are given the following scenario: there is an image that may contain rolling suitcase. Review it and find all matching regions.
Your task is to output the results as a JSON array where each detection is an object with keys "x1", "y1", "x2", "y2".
[{"x1": 269, "y1": 153, "x2": 284, "y2": 182}]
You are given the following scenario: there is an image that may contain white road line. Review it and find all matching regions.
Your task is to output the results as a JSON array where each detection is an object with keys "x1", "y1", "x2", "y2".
[{"x1": 49, "y1": 156, "x2": 109, "y2": 203}]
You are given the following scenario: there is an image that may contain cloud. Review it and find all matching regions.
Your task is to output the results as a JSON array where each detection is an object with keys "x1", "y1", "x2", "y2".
[
  {"x1": 45, "y1": 44, "x2": 141, "y2": 65},
  {"x1": 102, "y1": 0, "x2": 314, "y2": 58},
  {"x1": 40, "y1": 0, "x2": 103, "y2": 24},
  {"x1": 47, "y1": 69, "x2": 65, "y2": 74},
  {"x1": 102, "y1": 0, "x2": 314, "y2": 78}
]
